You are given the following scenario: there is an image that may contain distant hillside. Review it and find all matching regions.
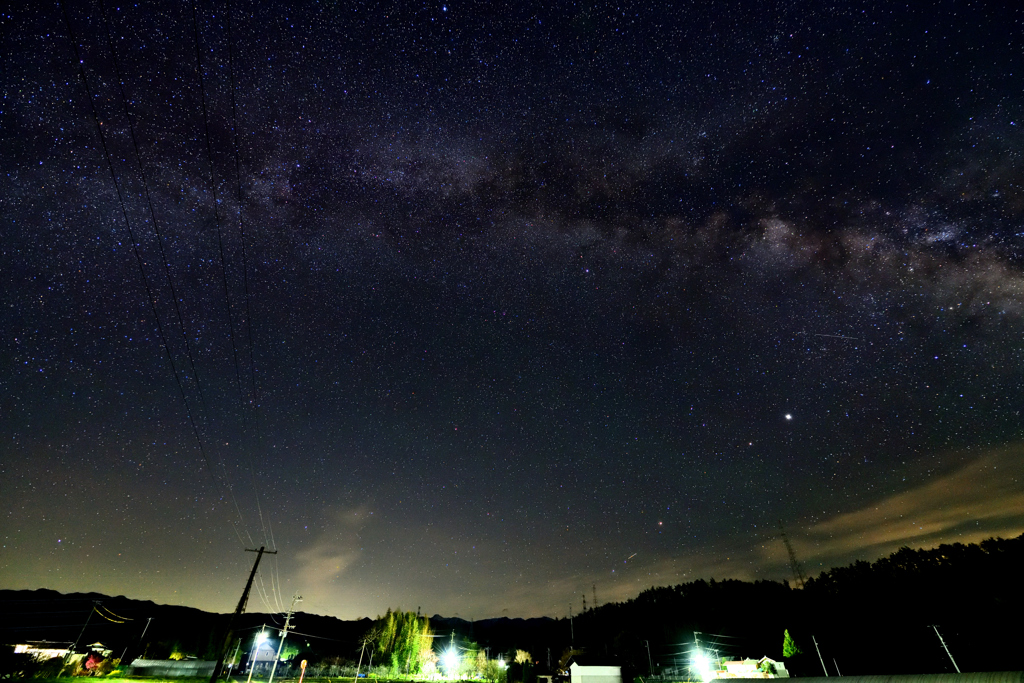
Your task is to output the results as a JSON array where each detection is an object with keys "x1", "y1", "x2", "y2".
[
  {"x1": 4, "y1": 534, "x2": 1022, "y2": 677},
  {"x1": 0, "y1": 590, "x2": 561, "y2": 667},
  {"x1": 0, "y1": 589, "x2": 371, "y2": 663}
]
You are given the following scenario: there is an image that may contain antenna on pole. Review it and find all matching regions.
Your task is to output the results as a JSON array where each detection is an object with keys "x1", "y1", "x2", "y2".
[{"x1": 778, "y1": 520, "x2": 807, "y2": 588}]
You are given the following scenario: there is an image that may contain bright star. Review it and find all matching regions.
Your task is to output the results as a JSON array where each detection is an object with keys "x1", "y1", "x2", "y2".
[{"x1": 785, "y1": 414, "x2": 792, "y2": 420}]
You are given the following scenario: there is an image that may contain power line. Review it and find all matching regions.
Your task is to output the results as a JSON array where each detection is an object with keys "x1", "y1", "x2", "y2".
[
  {"x1": 97, "y1": 0, "x2": 208, "y2": 413},
  {"x1": 96, "y1": 605, "x2": 132, "y2": 622},
  {"x1": 226, "y1": 0, "x2": 271, "y2": 553},
  {"x1": 56, "y1": 1, "x2": 245, "y2": 545},
  {"x1": 188, "y1": 0, "x2": 249, "y2": 424},
  {"x1": 87, "y1": 0, "x2": 247, "y2": 545},
  {"x1": 189, "y1": 0, "x2": 275, "y2": 556}
]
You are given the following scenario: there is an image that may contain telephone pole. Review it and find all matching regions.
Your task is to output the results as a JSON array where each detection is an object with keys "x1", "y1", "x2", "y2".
[
  {"x1": 930, "y1": 625, "x2": 960, "y2": 673},
  {"x1": 268, "y1": 595, "x2": 302, "y2": 683},
  {"x1": 61, "y1": 602, "x2": 99, "y2": 675},
  {"x1": 568, "y1": 603, "x2": 574, "y2": 645},
  {"x1": 210, "y1": 546, "x2": 277, "y2": 683}
]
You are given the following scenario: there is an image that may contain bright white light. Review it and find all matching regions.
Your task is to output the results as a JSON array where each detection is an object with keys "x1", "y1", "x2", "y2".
[
  {"x1": 785, "y1": 414, "x2": 792, "y2": 420},
  {"x1": 256, "y1": 633, "x2": 269, "y2": 644},
  {"x1": 442, "y1": 649, "x2": 459, "y2": 676},
  {"x1": 692, "y1": 653, "x2": 710, "y2": 671}
]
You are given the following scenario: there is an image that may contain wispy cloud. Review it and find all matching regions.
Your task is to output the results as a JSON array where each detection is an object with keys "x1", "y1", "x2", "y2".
[
  {"x1": 790, "y1": 443, "x2": 1024, "y2": 568},
  {"x1": 294, "y1": 507, "x2": 369, "y2": 606}
]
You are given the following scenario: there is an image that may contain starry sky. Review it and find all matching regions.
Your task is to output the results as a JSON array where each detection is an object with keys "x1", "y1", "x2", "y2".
[{"x1": 2, "y1": 0, "x2": 1024, "y2": 621}]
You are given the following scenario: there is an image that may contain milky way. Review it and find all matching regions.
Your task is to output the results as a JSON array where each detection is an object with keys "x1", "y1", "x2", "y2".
[{"x1": 2, "y1": 0, "x2": 1023, "y2": 619}]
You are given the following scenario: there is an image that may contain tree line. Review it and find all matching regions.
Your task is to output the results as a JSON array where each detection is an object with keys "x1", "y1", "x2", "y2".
[{"x1": 3, "y1": 534, "x2": 1021, "y2": 679}]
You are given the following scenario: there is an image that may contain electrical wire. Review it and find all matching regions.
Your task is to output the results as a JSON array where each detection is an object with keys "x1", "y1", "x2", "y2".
[
  {"x1": 91, "y1": 0, "x2": 250, "y2": 547},
  {"x1": 226, "y1": 0, "x2": 272, "y2": 554},
  {"x1": 94, "y1": 610, "x2": 128, "y2": 624},
  {"x1": 56, "y1": 0, "x2": 246, "y2": 546},
  {"x1": 188, "y1": 0, "x2": 249, "y2": 423},
  {"x1": 96, "y1": 605, "x2": 133, "y2": 622}
]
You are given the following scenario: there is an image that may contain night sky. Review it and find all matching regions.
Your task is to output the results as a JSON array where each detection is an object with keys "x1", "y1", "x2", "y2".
[{"x1": 3, "y1": 0, "x2": 1024, "y2": 621}]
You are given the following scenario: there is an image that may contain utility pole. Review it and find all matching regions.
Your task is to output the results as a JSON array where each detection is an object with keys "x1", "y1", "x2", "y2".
[
  {"x1": 60, "y1": 602, "x2": 99, "y2": 676},
  {"x1": 778, "y1": 521, "x2": 807, "y2": 588},
  {"x1": 811, "y1": 636, "x2": 828, "y2": 677},
  {"x1": 930, "y1": 625, "x2": 960, "y2": 673},
  {"x1": 268, "y1": 595, "x2": 302, "y2": 683},
  {"x1": 120, "y1": 615, "x2": 153, "y2": 663},
  {"x1": 644, "y1": 640, "x2": 653, "y2": 676},
  {"x1": 568, "y1": 603, "x2": 574, "y2": 645},
  {"x1": 210, "y1": 547, "x2": 278, "y2": 683},
  {"x1": 356, "y1": 639, "x2": 368, "y2": 679},
  {"x1": 592, "y1": 584, "x2": 598, "y2": 611},
  {"x1": 226, "y1": 639, "x2": 242, "y2": 678}
]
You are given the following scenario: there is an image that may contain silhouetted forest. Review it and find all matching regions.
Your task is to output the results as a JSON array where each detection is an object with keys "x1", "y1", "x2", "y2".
[
  {"x1": 2, "y1": 534, "x2": 1021, "y2": 678},
  {"x1": 569, "y1": 534, "x2": 1024, "y2": 677}
]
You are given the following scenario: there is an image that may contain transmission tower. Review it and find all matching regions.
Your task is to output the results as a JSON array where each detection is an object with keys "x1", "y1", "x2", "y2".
[{"x1": 778, "y1": 520, "x2": 807, "y2": 588}]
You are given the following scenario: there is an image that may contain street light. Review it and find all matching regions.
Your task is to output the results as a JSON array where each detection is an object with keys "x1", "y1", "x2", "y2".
[
  {"x1": 247, "y1": 629, "x2": 268, "y2": 683},
  {"x1": 691, "y1": 653, "x2": 712, "y2": 682},
  {"x1": 442, "y1": 649, "x2": 460, "y2": 678}
]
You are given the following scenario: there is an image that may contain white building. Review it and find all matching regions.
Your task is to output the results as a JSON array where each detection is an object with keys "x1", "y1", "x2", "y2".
[
  {"x1": 14, "y1": 643, "x2": 71, "y2": 661},
  {"x1": 569, "y1": 662, "x2": 622, "y2": 683}
]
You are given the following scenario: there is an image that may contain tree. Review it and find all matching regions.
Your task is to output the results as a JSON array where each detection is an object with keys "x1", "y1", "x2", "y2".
[
  {"x1": 514, "y1": 650, "x2": 532, "y2": 683},
  {"x1": 483, "y1": 658, "x2": 509, "y2": 683},
  {"x1": 782, "y1": 630, "x2": 802, "y2": 658},
  {"x1": 373, "y1": 609, "x2": 434, "y2": 675}
]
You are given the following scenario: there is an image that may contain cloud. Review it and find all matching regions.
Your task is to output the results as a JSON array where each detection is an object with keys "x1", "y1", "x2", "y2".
[
  {"x1": 293, "y1": 507, "x2": 368, "y2": 605},
  {"x1": 792, "y1": 443, "x2": 1024, "y2": 566}
]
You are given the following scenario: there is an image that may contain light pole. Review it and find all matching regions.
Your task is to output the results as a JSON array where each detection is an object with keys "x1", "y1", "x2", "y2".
[
  {"x1": 644, "y1": 641, "x2": 653, "y2": 677},
  {"x1": 247, "y1": 628, "x2": 267, "y2": 683}
]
